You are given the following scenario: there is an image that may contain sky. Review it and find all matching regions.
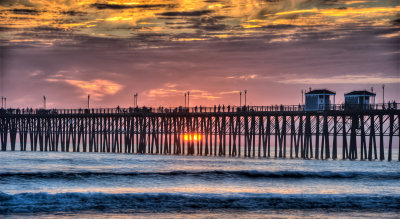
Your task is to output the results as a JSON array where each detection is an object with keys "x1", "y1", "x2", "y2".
[{"x1": 0, "y1": 0, "x2": 399, "y2": 108}]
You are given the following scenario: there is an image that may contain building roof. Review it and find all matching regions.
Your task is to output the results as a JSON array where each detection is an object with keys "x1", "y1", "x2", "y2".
[
  {"x1": 305, "y1": 89, "x2": 336, "y2": 95},
  {"x1": 344, "y1": 90, "x2": 376, "y2": 96}
]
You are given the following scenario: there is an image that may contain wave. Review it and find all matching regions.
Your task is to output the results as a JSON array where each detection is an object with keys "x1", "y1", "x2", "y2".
[
  {"x1": 1, "y1": 170, "x2": 399, "y2": 180},
  {"x1": 0, "y1": 192, "x2": 399, "y2": 213}
]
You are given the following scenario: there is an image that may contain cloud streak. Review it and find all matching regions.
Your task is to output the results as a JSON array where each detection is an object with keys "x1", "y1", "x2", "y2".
[
  {"x1": 47, "y1": 78, "x2": 123, "y2": 100},
  {"x1": 278, "y1": 74, "x2": 400, "y2": 85}
]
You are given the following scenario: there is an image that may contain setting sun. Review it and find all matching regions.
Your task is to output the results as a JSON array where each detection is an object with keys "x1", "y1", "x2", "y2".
[{"x1": 184, "y1": 134, "x2": 201, "y2": 141}]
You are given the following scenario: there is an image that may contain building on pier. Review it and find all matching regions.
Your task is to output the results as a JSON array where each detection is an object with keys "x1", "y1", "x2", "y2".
[
  {"x1": 344, "y1": 90, "x2": 376, "y2": 110},
  {"x1": 305, "y1": 89, "x2": 336, "y2": 111}
]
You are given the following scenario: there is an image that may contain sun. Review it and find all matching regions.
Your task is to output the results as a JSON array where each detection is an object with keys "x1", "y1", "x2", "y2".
[{"x1": 184, "y1": 134, "x2": 201, "y2": 141}]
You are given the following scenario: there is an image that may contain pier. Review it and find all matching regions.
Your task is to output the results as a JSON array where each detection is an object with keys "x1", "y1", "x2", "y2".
[{"x1": 0, "y1": 104, "x2": 399, "y2": 161}]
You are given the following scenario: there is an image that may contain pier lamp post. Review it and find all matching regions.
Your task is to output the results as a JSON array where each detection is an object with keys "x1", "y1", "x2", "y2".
[
  {"x1": 43, "y1": 96, "x2": 46, "y2": 109},
  {"x1": 134, "y1": 93, "x2": 138, "y2": 107},
  {"x1": 301, "y1": 90, "x2": 304, "y2": 105},
  {"x1": 1, "y1": 96, "x2": 3, "y2": 108},
  {"x1": 382, "y1": 84, "x2": 385, "y2": 105},
  {"x1": 88, "y1": 94, "x2": 90, "y2": 109},
  {"x1": 185, "y1": 93, "x2": 186, "y2": 108},
  {"x1": 4, "y1": 97, "x2": 6, "y2": 109},
  {"x1": 187, "y1": 91, "x2": 190, "y2": 108},
  {"x1": 240, "y1": 91, "x2": 242, "y2": 107},
  {"x1": 136, "y1": 93, "x2": 138, "y2": 107},
  {"x1": 244, "y1": 90, "x2": 247, "y2": 106},
  {"x1": 371, "y1": 87, "x2": 376, "y2": 106}
]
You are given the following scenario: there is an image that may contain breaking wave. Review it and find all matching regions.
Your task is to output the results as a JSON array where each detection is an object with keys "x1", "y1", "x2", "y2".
[{"x1": 1, "y1": 170, "x2": 399, "y2": 180}]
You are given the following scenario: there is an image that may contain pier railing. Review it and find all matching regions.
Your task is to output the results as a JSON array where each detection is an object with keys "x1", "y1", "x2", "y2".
[{"x1": 0, "y1": 103, "x2": 397, "y2": 115}]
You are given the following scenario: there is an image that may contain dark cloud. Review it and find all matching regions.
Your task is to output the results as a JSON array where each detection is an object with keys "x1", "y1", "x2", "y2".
[
  {"x1": 323, "y1": 0, "x2": 340, "y2": 3},
  {"x1": 158, "y1": 10, "x2": 213, "y2": 17},
  {"x1": 0, "y1": 0, "x2": 35, "y2": 7},
  {"x1": 9, "y1": 8, "x2": 39, "y2": 14},
  {"x1": 61, "y1": 11, "x2": 87, "y2": 16},
  {"x1": 261, "y1": 24, "x2": 296, "y2": 29},
  {"x1": 33, "y1": 26, "x2": 65, "y2": 32},
  {"x1": 185, "y1": 16, "x2": 229, "y2": 31},
  {"x1": 91, "y1": 3, "x2": 174, "y2": 10},
  {"x1": 0, "y1": 27, "x2": 13, "y2": 32},
  {"x1": 373, "y1": 27, "x2": 400, "y2": 36},
  {"x1": 317, "y1": 0, "x2": 340, "y2": 5},
  {"x1": 7, "y1": 16, "x2": 30, "y2": 20},
  {"x1": 392, "y1": 18, "x2": 400, "y2": 26}
]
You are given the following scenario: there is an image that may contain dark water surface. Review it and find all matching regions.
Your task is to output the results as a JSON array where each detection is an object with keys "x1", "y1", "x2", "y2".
[{"x1": 1, "y1": 152, "x2": 399, "y2": 218}]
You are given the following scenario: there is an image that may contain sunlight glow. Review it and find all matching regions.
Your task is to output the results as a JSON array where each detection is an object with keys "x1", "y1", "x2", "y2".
[{"x1": 184, "y1": 134, "x2": 201, "y2": 141}]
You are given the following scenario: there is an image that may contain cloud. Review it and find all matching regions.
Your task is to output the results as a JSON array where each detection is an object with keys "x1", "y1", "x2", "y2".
[
  {"x1": 145, "y1": 84, "x2": 242, "y2": 102},
  {"x1": 227, "y1": 74, "x2": 258, "y2": 80},
  {"x1": 46, "y1": 78, "x2": 123, "y2": 100},
  {"x1": 344, "y1": 1, "x2": 370, "y2": 5},
  {"x1": 269, "y1": 35, "x2": 298, "y2": 43},
  {"x1": 9, "y1": 9, "x2": 39, "y2": 15},
  {"x1": 147, "y1": 88, "x2": 180, "y2": 97},
  {"x1": 146, "y1": 88, "x2": 221, "y2": 100},
  {"x1": 379, "y1": 31, "x2": 400, "y2": 38},
  {"x1": 165, "y1": 83, "x2": 177, "y2": 88},
  {"x1": 91, "y1": 3, "x2": 173, "y2": 10},
  {"x1": 158, "y1": 10, "x2": 213, "y2": 17},
  {"x1": 219, "y1": 91, "x2": 240, "y2": 95},
  {"x1": 0, "y1": 0, "x2": 398, "y2": 47},
  {"x1": 278, "y1": 74, "x2": 400, "y2": 84}
]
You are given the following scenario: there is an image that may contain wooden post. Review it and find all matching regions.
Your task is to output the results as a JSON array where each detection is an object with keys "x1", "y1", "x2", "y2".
[
  {"x1": 342, "y1": 115, "x2": 348, "y2": 160},
  {"x1": 388, "y1": 113, "x2": 393, "y2": 161},
  {"x1": 332, "y1": 115, "x2": 337, "y2": 159},
  {"x1": 315, "y1": 115, "x2": 320, "y2": 159},
  {"x1": 379, "y1": 115, "x2": 384, "y2": 161},
  {"x1": 349, "y1": 115, "x2": 358, "y2": 160},
  {"x1": 274, "y1": 116, "x2": 279, "y2": 158},
  {"x1": 360, "y1": 115, "x2": 367, "y2": 160},
  {"x1": 290, "y1": 115, "x2": 295, "y2": 159},
  {"x1": 258, "y1": 115, "x2": 262, "y2": 158}
]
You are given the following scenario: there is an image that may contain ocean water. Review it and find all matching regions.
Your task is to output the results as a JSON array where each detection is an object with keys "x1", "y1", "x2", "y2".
[{"x1": 0, "y1": 151, "x2": 399, "y2": 218}]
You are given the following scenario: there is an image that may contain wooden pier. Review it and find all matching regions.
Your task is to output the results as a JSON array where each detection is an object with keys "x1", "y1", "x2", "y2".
[{"x1": 1, "y1": 105, "x2": 399, "y2": 161}]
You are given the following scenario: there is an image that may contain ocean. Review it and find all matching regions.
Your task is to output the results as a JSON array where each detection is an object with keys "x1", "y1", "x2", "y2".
[{"x1": 1, "y1": 151, "x2": 399, "y2": 218}]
